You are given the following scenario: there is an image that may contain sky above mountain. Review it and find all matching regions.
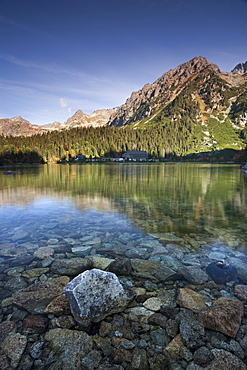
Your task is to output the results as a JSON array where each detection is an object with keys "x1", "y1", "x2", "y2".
[{"x1": 0, "y1": 0, "x2": 247, "y2": 125}]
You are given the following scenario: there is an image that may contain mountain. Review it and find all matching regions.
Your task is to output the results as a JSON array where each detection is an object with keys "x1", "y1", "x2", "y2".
[
  {"x1": 0, "y1": 56, "x2": 247, "y2": 149},
  {"x1": 0, "y1": 108, "x2": 117, "y2": 137},
  {"x1": 108, "y1": 56, "x2": 247, "y2": 128},
  {"x1": 231, "y1": 61, "x2": 247, "y2": 74},
  {"x1": 0, "y1": 116, "x2": 49, "y2": 136},
  {"x1": 106, "y1": 56, "x2": 247, "y2": 152},
  {"x1": 42, "y1": 108, "x2": 118, "y2": 131}
]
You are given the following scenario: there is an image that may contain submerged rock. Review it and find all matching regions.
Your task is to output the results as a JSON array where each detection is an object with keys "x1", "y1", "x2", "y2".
[
  {"x1": 85, "y1": 256, "x2": 115, "y2": 270},
  {"x1": 33, "y1": 246, "x2": 54, "y2": 259},
  {"x1": 22, "y1": 315, "x2": 48, "y2": 334},
  {"x1": 109, "y1": 258, "x2": 133, "y2": 276},
  {"x1": 179, "y1": 314, "x2": 206, "y2": 350},
  {"x1": 51, "y1": 257, "x2": 92, "y2": 275},
  {"x1": 187, "y1": 348, "x2": 247, "y2": 370},
  {"x1": 206, "y1": 260, "x2": 237, "y2": 284},
  {"x1": 11, "y1": 230, "x2": 28, "y2": 242},
  {"x1": 44, "y1": 328, "x2": 93, "y2": 369},
  {"x1": 151, "y1": 265, "x2": 177, "y2": 281},
  {"x1": 64, "y1": 268, "x2": 136, "y2": 326},
  {"x1": 228, "y1": 258, "x2": 247, "y2": 283},
  {"x1": 178, "y1": 266, "x2": 208, "y2": 285},
  {"x1": 234, "y1": 284, "x2": 247, "y2": 301},
  {"x1": 176, "y1": 288, "x2": 208, "y2": 313},
  {"x1": 12, "y1": 276, "x2": 70, "y2": 314},
  {"x1": 198, "y1": 296, "x2": 244, "y2": 338},
  {"x1": 0, "y1": 333, "x2": 27, "y2": 368}
]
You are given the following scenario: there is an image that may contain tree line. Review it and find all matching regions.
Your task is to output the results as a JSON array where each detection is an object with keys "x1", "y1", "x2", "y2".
[
  {"x1": 0, "y1": 117, "x2": 246, "y2": 164},
  {"x1": 0, "y1": 123, "x2": 203, "y2": 164}
]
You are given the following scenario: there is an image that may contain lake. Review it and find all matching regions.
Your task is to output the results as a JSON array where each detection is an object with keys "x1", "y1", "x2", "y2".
[
  {"x1": 0, "y1": 163, "x2": 247, "y2": 256},
  {"x1": 1, "y1": 163, "x2": 247, "y2": 369}
]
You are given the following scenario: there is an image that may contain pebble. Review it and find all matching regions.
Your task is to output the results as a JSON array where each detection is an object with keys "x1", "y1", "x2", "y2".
[
  {"x1": 176, "y1": 288, "x2": 208, "y2": 313},
  {"x1": 178, "y1": 266, "x2": 208, "y2": 284},
  {"x1": 143, "y1": 297, "x2": 163, "y2": 311},
  {"x1": 1, "y1": 220, "x2": 247, "y2": 369},
  {"x1": 234, "y1": 284, "x2": 247, "y2": 301},
  {"x1": 208, "y1": 251, "x2": 226, "y2": 260},
  {"x1": 1, "y1": 333, "x2": 27, "y2": 368},
  {"x1": 34, "y1": 247, "x2": 54, "y2": 259},
  {"x1": 11, "y1": 230, "x2": 28, "y2": 242},
  {"x1": 22, "y1": 315, "x2": 48, "y2": 334},
  {"x1": 47, "y1": 239, "x2": 59, "y2": 245}
]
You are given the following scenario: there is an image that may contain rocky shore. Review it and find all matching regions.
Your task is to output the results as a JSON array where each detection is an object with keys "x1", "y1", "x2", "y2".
[{"x1": 1, "y1": 228, "x2": 247, "y2": 369}]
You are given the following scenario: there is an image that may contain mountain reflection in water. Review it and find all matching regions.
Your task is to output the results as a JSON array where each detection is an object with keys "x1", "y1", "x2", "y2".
[{"x1": 0, "y1": 163, "x2": 246, "y2": 247}]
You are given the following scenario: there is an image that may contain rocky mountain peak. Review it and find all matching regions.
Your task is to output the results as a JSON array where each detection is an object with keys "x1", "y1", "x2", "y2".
[
  {"x1": 64, "y1": 108, "x2": 117, "y2": 128},
  {"x1": 231, "y1": 61, "x2": 247, "y2": 74},
  {"x1": 1, "y1": 56, "x2": 247, "y2": 136},
  {"x1": 108, "y1": 56, "x2": 221, "y2": 127},
  {"x1": 0, "y1": 116, "x2": 46, "y2": 136},
  {"x1": 70, "y1": 110, "x2": 87, "y2": 118},
  {"x1": 10, "y1": 116, "x2": 30, "y2": 124},
  {"x1": 65, "y1": 110, "x2": 87, "y2": 124}
]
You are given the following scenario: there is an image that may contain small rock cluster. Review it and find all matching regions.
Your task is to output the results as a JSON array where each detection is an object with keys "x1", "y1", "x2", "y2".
[{"x1": 0, "y1": 230, "x2": 247, "y2": 369}]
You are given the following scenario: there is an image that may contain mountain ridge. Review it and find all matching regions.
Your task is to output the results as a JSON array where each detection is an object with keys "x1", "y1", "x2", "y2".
[
  {"x1": 0, "y1": 56, "x2": 247, "y2": 137},
  {"x1": 0, "y1": 108, "x2": 118, "y2": 136},
  {"x1": 231, "y1": 61, "x2": 247, "y2": 74},
  {"x1": 108, "y1": 56, "x2": 247, "y2": 127}
]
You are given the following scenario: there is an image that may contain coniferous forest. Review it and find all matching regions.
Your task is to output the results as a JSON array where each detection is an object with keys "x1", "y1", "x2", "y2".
[
  {"x1": 0, "y1": 122, "x2": 246, "y2": 165},
  {"x1": 0, "y1": 124, "x2": 201, "y2": 164}
]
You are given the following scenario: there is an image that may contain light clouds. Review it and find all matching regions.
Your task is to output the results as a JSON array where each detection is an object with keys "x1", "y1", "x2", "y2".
[
  {"x1": 0, "y1": 74, "x2": 135, "y2": 124},
  {"x1": 0, "y1": 51, "x2": 139, "y2": 124},
  {"x1": 59, "y1": 98, "x2": 68, "y2": 108},
  {"x1": 0, "y1": 53, "x2": 116, "y2": 84}
]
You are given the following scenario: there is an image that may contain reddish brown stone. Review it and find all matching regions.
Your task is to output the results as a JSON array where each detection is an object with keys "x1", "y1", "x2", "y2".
[
  {"x1": 12, "y1": 276, "x2": 70, "y2": 314},
  {"x1": 22, "y1": 315, "x2": 48, "y2": 334},
  {"x1": 198, "y1": 297, "x2": 244, "y2": 338},
  {"x1": 44, "y1": 293, "x2": 71, "y2": 315},
  {"x1": 234, "y1": 284, "x2": 247, "y2": 301}
]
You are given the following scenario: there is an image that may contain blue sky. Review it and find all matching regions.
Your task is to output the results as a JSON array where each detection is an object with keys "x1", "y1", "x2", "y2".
[{"x1": 0, "y1": 0, "x2": 247, "y2": 125}]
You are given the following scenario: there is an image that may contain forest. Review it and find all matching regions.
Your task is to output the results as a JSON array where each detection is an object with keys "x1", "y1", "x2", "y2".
[
  {"x1": 0, "y1": 123, "x2": 203, "y2": 164},
  {"x1": 0, "y1": 117, "x2": 246, "y2": 165}
]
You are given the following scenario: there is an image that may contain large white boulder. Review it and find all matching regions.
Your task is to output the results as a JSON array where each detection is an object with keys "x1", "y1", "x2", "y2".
[{"x1": 64, "y1": 268, "x2": 136, "y2": 326}]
